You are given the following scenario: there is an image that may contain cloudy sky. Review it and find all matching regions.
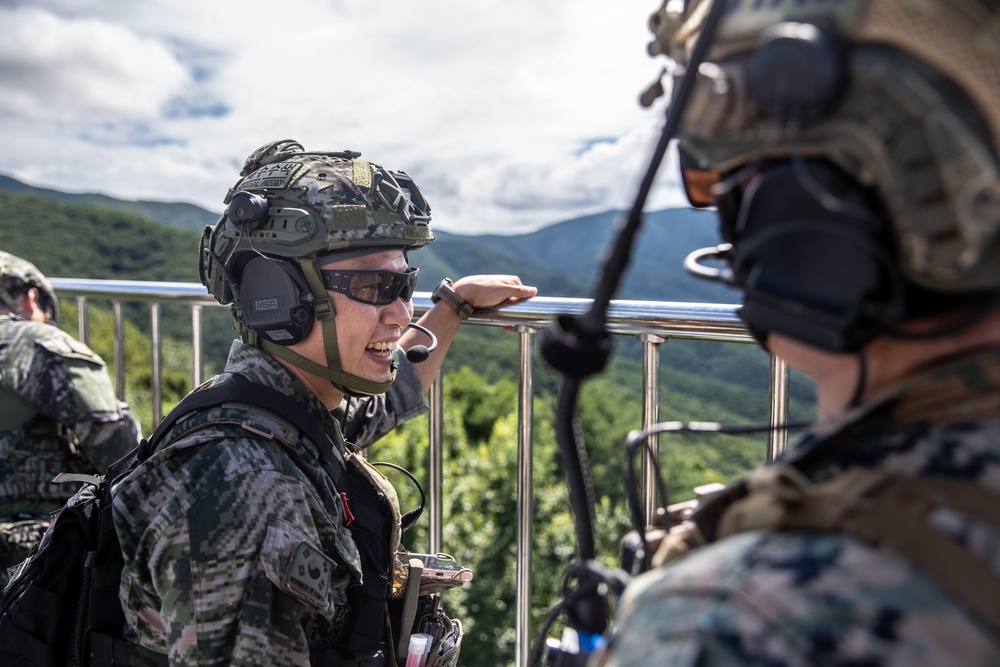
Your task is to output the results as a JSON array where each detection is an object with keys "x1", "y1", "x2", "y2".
[{"x1": 0, "y1": 0, "x2": 687, "y2": 235}]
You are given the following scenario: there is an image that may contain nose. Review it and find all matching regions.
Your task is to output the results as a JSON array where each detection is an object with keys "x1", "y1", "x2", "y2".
[{"x1": 382, "y1": 294, "x2": 413, "y2": 329}]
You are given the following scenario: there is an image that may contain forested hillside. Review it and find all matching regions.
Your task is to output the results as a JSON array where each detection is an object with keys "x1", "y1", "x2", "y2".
[{"x1": 0, "y1": 177, "x2": 816, "y2": 666}]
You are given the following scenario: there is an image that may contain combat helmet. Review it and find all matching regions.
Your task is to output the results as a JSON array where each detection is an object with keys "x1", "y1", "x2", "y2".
[
  {"x1": 646, "y1": 0, "x2": 1000, "y2": 294},
  {"x1": 199, "y1": 139, "x2": 434, "y2": 396},
  {"x1": 0, "y1": 251, "x2": 59, "y2": 326}
]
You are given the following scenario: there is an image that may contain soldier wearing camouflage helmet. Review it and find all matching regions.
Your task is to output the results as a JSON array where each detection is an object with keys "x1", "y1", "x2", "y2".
[
  {"x1": 597, "y1": 1, "x2": 1000, "y2": 665},
  {"x1": 112, "y1": 140, "x2": 535, "y2": 665},
  {"x1": 0, "y1": 251, "x2": 139, "y2": 587}
]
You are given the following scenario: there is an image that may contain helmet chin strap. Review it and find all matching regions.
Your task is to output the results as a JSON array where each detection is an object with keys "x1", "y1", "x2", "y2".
[
  {"x1": 261, "y1": 337, "x2": 395, "y2": 398},
  {"x1": 252, "y1": 256, "x2": 397, "y2": 398}
]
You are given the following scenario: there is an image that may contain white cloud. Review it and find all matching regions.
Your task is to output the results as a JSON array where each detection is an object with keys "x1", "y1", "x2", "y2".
[
  {"x1": 0, "y1": 6, "x2": 191, "y2": 121},
  {"x1": 0, "y1": 0, "x2": 689, "y2": 234}
]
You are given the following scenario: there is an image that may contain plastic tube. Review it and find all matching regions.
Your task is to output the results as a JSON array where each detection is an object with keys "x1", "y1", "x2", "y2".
[{"x1": 405, "y1": 633, "x2": 433, "y2": 667}]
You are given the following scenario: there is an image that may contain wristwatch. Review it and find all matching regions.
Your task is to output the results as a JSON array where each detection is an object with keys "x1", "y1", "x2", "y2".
[{"x1": 431, "y1": 278, "x2": 475, "y2": 320}]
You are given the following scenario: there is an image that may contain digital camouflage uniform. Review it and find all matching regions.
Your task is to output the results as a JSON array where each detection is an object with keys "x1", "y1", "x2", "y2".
[
  {"x1": 112, "y1": 340, "x2": 428, "y2": 666},
  {"x1": 600, "y1": 348, "x2": 1000, "y2": 666},
  {"x1": 0, "y1": 314, "x2": 139, "y2": 586}
]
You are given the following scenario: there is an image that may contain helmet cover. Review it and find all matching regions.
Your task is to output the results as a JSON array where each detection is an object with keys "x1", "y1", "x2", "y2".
[
  {"x1": 200, "y1": 139, "x2": 434, "y2": 306},
  {"x1": 0, "y1": 251, "x2": 59, "y2": 326},
  {"x1": 646, "y1": 0, "x2": 1000, "y2": 293}
]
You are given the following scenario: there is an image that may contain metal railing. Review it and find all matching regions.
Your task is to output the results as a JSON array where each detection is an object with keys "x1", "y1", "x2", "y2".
[{"x1": 50, "y1": 278, "x2": 790, "y2": 667}]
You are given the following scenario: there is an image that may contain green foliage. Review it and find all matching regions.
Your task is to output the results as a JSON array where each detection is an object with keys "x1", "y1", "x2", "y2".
[
  {"x1": 1, "y1": 178, "x2": 821, "y2": 665},
  {"x1": 0, "y1": 190, "x2": 237, "y2": 372},
  {"x1": 373, "y1": 358, "x2": 795, "y2": 666},
  {"x1": 58, "y1": 300, "x2": 194, "y2": 436}
]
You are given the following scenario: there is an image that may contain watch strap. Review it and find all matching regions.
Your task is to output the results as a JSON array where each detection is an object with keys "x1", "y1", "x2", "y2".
[{"x1": 431, "y1": 278, "x2": 475, "y2": 319}]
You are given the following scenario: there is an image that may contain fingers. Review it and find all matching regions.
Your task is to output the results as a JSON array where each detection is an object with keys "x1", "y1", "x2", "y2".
[{"x1": 452, "y1": 275, "x2": 538, "y2": 310}]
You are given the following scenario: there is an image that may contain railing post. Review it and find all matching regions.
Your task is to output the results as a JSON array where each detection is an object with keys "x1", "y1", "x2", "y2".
[
  {"x1": 191, "y1": 304, "x2": 203, "y2": 388},
  {"x1": 515, "y1": 325, "x2": 535, "y2": 667},
  {"x1": 112, "y1": 300, "x2": 125, "y2": 400},
  {"x1": 428, "y1": 368, "x2": 444, "y2": 554},
  {"x1": 150, "y1": 303, "x2": 162, "y2": 426},
  {"x1": 767, "y1": 354, "x2": 789, "y2": 462},
  {"x1": 76, "y1": 296, "x2": 89, "y2": 346},
  {"x1": 640, "y1": 333, "x2": 666, "y2": 524}
]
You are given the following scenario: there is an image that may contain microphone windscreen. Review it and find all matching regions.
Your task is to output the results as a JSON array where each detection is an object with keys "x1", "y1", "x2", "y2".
[{"x1": 406, "y1": 346, "x2": 430, "y2": 363}]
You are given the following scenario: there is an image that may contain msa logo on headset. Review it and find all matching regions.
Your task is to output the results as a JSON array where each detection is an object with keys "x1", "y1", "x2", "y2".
[
  {"x1": 255, "y1": 298, "x2": 280, "y2": 311},
  {"x1": 239, "y1": 256, "x2": 315, "y2": 346}
]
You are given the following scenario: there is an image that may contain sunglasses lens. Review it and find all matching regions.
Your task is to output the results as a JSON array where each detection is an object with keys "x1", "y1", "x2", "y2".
[
  {"x1": 322, "y1": 267, "x2": 419, "y2": 305},
  {"x1": 345, "y1": 268, "x2": 418, "y2": 305},
  {"x1": 679, "y1": 149, "x2": 720, "y2": 208}
]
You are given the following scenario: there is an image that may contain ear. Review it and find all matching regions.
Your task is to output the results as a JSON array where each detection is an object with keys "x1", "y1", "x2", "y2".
[{"x1": 23, "y1": 288, "x2": 49, "y2": 324}]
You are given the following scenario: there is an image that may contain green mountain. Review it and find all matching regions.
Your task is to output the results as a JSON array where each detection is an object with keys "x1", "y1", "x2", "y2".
[
  {"x1": 0, "y1": 174, "x2": 219, "y2": 231},
  {"x1": 0, "y1": 176, "x2": 817, "y2": 667},
  {"x1": 0, "y1": 173, "x2": 734, "y2": 303},
  {"x1": 424, "y1": 209, "x2": 736, "y2": 303},
  {"x1": 0, "y1": 175, "x2": 814, "y2": 417}
]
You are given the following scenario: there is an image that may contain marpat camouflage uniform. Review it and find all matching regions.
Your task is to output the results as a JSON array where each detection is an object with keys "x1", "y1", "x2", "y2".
[
  {"x1": 0, "y1": 314, "x2": 139, "y2": 585},
  {"x1": 600, "y1": 348, "x2": 1000, "y2": 667},
  {"x1": 112, "y1": 340, "x2": 428, "y2": 665}
]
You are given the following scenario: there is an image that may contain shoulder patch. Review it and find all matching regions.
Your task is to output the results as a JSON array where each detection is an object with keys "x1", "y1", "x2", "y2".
[
  {"x1": 284, "y1": 540, "x2": 337, "y2": 609},
  {"x1": 35, "y1": 330, "x2": 103, "y2": 364}
]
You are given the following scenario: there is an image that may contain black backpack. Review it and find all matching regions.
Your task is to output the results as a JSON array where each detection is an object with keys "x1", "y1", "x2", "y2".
[{"x1": 0, "y1": 382, "x2": 339, "y2": 667}]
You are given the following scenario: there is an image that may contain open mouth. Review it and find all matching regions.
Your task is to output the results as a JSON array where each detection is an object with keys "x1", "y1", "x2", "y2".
[{"x1": 366, "y1": 341, "x2": 398, "y2": 357}]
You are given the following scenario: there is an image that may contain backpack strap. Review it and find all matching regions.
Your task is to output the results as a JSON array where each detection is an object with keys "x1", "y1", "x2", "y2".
[
  {"x1": 160, "y1": 380, "x2": 400, "y2": 660},
  {"x1": 713, "y1": 464, "x2": 1000, "y2": 641},
  {"x1": 86, "y1": 381, "x2": 349, "y2": 667},
  {"x1": 144, "y1": 380, "x2": 343, "y2": 487}
]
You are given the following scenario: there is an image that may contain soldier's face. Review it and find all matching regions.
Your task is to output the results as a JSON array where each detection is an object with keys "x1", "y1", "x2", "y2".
[{"x1": 320, "y1": 249, "x2": 414, "y2": 384}]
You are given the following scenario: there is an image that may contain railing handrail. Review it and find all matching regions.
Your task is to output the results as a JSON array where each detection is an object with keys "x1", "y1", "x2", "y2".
[
  {"x1": 50, "y1": 278, "x2": 754, "y2": 341},
  {"x1": 48, "y1": 277, "x2": 783, "y2": 667}
]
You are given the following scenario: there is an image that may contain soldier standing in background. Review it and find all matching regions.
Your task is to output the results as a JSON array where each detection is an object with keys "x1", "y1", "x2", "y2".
[
  {"x1": 598, "y1": 1, "x2": 1000, "y2": 665},
  {"x1": 0, "y1": 251, "x2": 140, "y2": 587}
]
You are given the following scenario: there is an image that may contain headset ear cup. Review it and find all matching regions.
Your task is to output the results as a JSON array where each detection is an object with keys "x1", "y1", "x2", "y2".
[
  {"x1": 731, "y1": 162, "x2": 906, "y2": 352},
  {"x1": 238, "y1": 257, "x2": 314, "y2": 345}
]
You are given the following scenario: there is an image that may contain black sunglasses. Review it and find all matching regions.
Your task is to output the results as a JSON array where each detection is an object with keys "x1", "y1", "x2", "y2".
[{"x1": 320, "y1": 267, "x2": 419, "y2": 306}]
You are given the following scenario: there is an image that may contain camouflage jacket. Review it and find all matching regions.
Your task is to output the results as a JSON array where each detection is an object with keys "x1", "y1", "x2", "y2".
[
  {"x1": 0, "y1": 315, "x2": 139, "y2": 516},
  {"x1": 111, "y1": 340, "x2": 428, "y2": 666},
  {"x1": 600, "y1": 347, "x2": 1000, "y2": 667}
]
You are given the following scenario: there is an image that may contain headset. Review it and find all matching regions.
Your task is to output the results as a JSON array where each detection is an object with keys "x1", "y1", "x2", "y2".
[
  {"x1": 214, "y1": 190, "x2": 319, "y2": 346},
  {"x1": 238, "y1": 255, "x2": 316, "y2": 346},
  {"x1": 685, "y1": 21, "x2": 912, "y2": 353},
  {"x1": 716, "y1": 159, "x2": 906, "y2": 352}
]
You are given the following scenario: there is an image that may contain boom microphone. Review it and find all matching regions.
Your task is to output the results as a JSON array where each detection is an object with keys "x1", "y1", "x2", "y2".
[{"x1": 404, "y1": 322, "x2": 438, "y2": 363}]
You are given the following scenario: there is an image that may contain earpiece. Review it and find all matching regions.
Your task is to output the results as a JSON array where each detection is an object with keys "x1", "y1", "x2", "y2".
[{"x1": 238, "y1": 256, "x2": 314, "y2": 345}]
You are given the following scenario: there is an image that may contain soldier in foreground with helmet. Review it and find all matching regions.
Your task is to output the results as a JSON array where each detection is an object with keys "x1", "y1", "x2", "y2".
[
  {"x1": 111, "y1": 140, "x2": 536, "y2": 666},
  {"x1": 0, "y1": 252, "x2": 140, "y2": 587},
  {"x1": 597, "y1": 0, "x2": 1000, "y2": 665}
]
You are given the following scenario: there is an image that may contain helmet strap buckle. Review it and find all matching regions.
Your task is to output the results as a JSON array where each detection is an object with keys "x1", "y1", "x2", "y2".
[{"x1": 314, "y1": 296, "x2": 336, "y2": 321}]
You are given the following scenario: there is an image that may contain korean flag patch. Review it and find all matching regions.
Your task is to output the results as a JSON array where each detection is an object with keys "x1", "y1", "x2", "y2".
[{"x1": 283, "y1": 540, "x2": 337, "y2": 609}]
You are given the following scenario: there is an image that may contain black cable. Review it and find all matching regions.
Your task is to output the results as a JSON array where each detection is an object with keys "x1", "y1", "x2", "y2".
[
  {"x1": 529, "y1": 599, "x2": 569, "y2": 667},
  {"x1": 621, "y1": 418, "x2": 813, "y2": 576},
  {"x1": 580, "y1": 0, "x2": 732, "y2": 339},
  {"x1": 555, "y1": 378, "x2": 598, "y2": 560},
  {"x1": 535, "y1": 0, "x2": 734, "y2": 660},
  {"x1": 371, "y1": 460, "x2": 425, "y2": 532}
]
